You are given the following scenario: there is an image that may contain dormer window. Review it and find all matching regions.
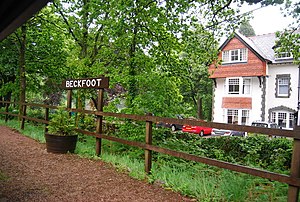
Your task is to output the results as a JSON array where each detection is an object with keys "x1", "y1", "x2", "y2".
[
  {"x1": 275, "y1": 52, "x2": 293, "y2": 60},
  {"x1": 222, "y1": 48, "x2": 248, "y2": 64}
]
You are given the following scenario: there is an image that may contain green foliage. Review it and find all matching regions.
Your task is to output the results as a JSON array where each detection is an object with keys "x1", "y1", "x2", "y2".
[
  {"x1": 274, "y1": 0, "x2": 300, "y2": 64},
  {"x1": 47, "y1": 107, "x2": 76, "y2": 136},
  {"x1": 239, "y1": 20, "x2": 256, "y2": 36},
  {"x1": 156, "y1": 133, "x2": 292, "y2": 173},
  {"x1": 78, "y1": 114, "x2": 96, "y2": 132},
  {"x1": 109, "y1": 121, "x2": 145, "y2": 158}
]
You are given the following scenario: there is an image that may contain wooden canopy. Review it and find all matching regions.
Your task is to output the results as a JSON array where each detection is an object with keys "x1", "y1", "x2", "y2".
[{"x1": 0, "y1": 0, "x2": 50, "y2": 41}]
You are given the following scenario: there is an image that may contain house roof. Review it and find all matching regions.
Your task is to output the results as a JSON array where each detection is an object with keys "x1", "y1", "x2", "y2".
[
  {"x1": 220, "y1": 31, "x2": 294, "y2": 64},
  {"x1": 0, "y1": 0, "x2": 50, "y2": 41},
  {"x1": 248, "y1": 33, "x2": 277, "y2": 62}
]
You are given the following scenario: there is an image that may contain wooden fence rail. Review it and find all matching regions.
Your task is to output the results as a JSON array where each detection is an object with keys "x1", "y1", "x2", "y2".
[{"x1": 0, "y1": 100, "x2": 299, "y2": 201}]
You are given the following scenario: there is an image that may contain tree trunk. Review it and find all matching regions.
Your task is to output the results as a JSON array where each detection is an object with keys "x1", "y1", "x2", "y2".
[
  {"x1": 128, "y1": 24, "x2": 138, "y2": 108},
  {"x1": 19, "y1": 25, "x2": 27, "y2": 116},
  {"x1": 197, "y1": 97, "x2": 203, "y2": 120}
]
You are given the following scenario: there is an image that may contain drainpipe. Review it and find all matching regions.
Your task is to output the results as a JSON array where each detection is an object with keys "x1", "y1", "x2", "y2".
[
  {"x1": 297, "y1": 65, "x2": 300, "y2": 126},
  {"x1": 261, "y1": 76, "x2": 266, "y2": 122}
]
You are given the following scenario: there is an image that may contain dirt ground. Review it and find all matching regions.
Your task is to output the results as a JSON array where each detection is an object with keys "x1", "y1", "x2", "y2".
[{"x1": 0, "y1": 126, "x2": 195, "y2": 202}]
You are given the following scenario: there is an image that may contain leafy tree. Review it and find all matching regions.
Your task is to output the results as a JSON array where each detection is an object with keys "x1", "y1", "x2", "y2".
[
  {"x1": 1, "y1": 0, "x2": 280, "y2": 119},
  {"x1": 0, "y1": 36, "x2": 19, "y2": 107},
  {"x1": 275, "y1": 0, "x2": 300, "y2": 63},
  {"x1": 24, "y1": 8, "x2": 69, "y2": 104},
  {"x1": 239, "y1": 20, "x2": 256, "y2": 36},
  {"x1": 0, "y1": 7, "x2": 70, "y2": 108}
]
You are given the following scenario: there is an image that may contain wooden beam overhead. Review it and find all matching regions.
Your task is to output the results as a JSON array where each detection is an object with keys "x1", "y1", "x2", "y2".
[{"x1": 0, "y1": 0, "x2": 51, "y2": 41}]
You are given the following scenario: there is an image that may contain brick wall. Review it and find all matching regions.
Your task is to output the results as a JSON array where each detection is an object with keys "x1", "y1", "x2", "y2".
[
  {"x1": 209, "y1": 38, "x2": 267, "y2": 78},
  {"x1": 222, "y1": 97, "x2": 252, "y2": 109}
]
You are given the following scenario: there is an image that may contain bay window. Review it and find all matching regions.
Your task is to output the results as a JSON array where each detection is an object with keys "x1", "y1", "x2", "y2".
[{"x1": 271, "y1": 111, "x2": 295, "y2": 129}]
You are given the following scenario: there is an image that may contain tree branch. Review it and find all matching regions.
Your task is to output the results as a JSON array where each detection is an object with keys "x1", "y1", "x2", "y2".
[{"x1": 53, "y1": 1, "x2": 81, "y2": 46}]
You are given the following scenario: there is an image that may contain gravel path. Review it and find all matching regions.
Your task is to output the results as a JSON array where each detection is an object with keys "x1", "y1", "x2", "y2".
[{"x1": 0, "y1": 126, "x2": 194, "y2": 202}]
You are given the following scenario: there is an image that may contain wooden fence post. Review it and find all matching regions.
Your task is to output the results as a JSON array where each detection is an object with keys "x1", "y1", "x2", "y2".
[
  {"x1": 67, "y1": 90, "x2": 72, "y2": 116},
  {"x1": 145, "y1": 113, "x2": 153, "y2": 174},
  {"x1": 96, "y1": 89, "x2": 104, "y2": 156},
  {"x1": 288, "y1": 125, "x2": 300, "y2": 202},
  {"x1": 5, "y1": 102, "x2": 9, "y2": 122},
  {"x1": 20, "y1": 103, "x2": 26, "y2": 130},
  {"x1": 45, "y1": 107, "x2": 49, "y2": 133}
]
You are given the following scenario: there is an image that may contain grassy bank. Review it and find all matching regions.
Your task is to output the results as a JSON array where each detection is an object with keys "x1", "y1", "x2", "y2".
[{"x1": 0, "y1": 119, "x2": 288, "y2": 201}]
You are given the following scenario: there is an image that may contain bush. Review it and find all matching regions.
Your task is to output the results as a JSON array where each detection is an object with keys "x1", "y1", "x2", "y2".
[{"x1": 156, "y1": 134, "x2": 292, "y2": 173}]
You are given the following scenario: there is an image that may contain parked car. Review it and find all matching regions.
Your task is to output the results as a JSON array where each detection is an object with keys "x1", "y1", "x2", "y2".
[
  {"x1": 211, "y1": 128, "x2": 247, "y2": 137},
  {"x1": 182, "y1": 119, "x2": 212, "y2": 137},
  {"x1": 230, "y1": 130, "x2": 247, "y2": 137},
  {"x1": 156, "y1": 114, "x2": 184, "y2": 132},
  {"x1": 251, "y1": 120, "x2": 280, "y2": 137},
  {"x1": 251, "y1": 121, "x2": 279, "y2": 129}
]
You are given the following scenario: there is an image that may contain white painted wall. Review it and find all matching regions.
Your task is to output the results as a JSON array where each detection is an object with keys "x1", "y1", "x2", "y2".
[
  {"x1": 212, "y1": 78, "x2": 225, "y2": 123},
  {"x1": 249, "y1": 77, "x2": 263, "y2": 123},
  {"x1": 265, "y1": 63, "x2": 298, "y2": 120},
  {"x1": 266, "y1": 64, "x2": 298, "y2": 110},
  {"x1": 212, "y1": 77, "x2": 263, "y2": 125}
]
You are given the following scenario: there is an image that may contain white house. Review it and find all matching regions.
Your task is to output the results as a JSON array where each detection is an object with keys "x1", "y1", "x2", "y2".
[{"x1": 209, "y1": 32, "x2": 299, "y2": 130}]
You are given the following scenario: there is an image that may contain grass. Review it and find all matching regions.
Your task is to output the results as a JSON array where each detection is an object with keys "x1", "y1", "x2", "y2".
[
  {"x1": 0, "y1": 171, "x2": 9, "y2": 181},
  {"x1": 0, "y1": 118, "x2": 289, "y2": 201}
]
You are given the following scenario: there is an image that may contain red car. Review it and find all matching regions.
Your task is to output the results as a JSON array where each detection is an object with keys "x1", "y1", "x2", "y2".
[{"x1": 182, "y1": 125, "x2": 213, "y2": 137}]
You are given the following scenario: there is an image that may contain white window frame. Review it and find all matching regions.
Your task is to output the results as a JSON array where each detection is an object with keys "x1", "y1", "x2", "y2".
[
  {"x1": 241, "y1": 110, "x2": 250, "y2": 125},
  {"x1": 222, "y1": 48, "x2": 248, "y2": 64},
  {"x1": 227, "y1": 109, "x2": 238, "y2": 124},
  {"x1": 242, "y1": 78, "x2": 251, "y2": 95},
  {"x1": 226, "y1": 77, "x2": 252, "y2": 95},
  {"x1": 228, "y1": 78, "x2": 239, "y2": 94},
  {"x1": 276, "y1": 74, "x2": 290, "y2": 98},
  {"x1": 225, "y1": 109, "x2": 250, "y2": 125},
  {"x1": 275, "y1": 52, "x2": 293, "y2": 60},
  {"x1": 271, "y1": 111, "x2": 295, "y2": 129}
]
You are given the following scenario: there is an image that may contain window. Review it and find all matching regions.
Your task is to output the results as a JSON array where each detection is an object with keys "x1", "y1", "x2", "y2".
[
  {"x1": 231, "y1": 50, "x2": 239, "y2": 61},
  {"x1": 271, "y1": 112, "x2": 276, "y2": 123},
  {"x1": 278, "y1": 112, "x2": 287, "y2": 128},
  {"x1": 227, "y1": 109, "x2": 238, "y2": 124},
  {"x1": 241, "y1": 110, "x2": 249, "y2": 125},
  {"x1": 222, "y1": 50, "x2": 229, "y2": 62},
  {"x1": 271, "y1": 111, "x2": 295, "y2": 129},
  {"x1": 240, "y1": 48, "x2": 247, "y2": 61},
  {"x1": 289, "y1": 114, "x2": 295, "y2": 129},
  {"x1": 243, "y1": 79, "x2": 251, "y2": 94},
  {"x1": 276, "y1": 74, "x2": 290, "y2": 98},
  {"x1": 275, "y1": 52, "x2": 292, "y2": 60},
  {"x1": 228, "y1": 79, "x2": 239, "y2": 94},
  {"x1": 226, "y1": 77, "x2": 251, "y2": 95},
  {"x1": 225, "y1": 109, "x2": 250, "y2": 125},
  {"x1": 222, "y1": 48, "x2": 248, "y2": 63}
]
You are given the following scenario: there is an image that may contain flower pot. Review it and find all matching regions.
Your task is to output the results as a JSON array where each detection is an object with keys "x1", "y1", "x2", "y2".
[{"x1": 45, "y1": 133, "x2": 78, "y2": 154}]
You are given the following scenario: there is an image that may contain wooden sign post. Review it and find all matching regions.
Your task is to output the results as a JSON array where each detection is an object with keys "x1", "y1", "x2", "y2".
[{"x1": 62, "y1": 76, "x2": 109, "y2": 156}]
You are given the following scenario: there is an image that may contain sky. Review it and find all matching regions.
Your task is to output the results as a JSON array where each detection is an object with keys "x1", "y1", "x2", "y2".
[{"x1": 241, "y1": 3, "x2": 294, "y2": 35}]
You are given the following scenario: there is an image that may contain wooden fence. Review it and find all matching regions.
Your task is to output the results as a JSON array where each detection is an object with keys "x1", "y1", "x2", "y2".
[{"x1": 0, "y1": 100, "x2": 299, "y2": 201}]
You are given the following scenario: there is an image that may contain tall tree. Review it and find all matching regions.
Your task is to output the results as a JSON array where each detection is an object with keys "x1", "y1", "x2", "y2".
[
  {"x1": 0, "y1": 6, "x2": 69, "y2": 108},
  {"x1": 239, "y1": 20, "x2": 256, "y2": 36},
  {"x1": 0, "y1": 36, "x2": 19, "y2": 107}
]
